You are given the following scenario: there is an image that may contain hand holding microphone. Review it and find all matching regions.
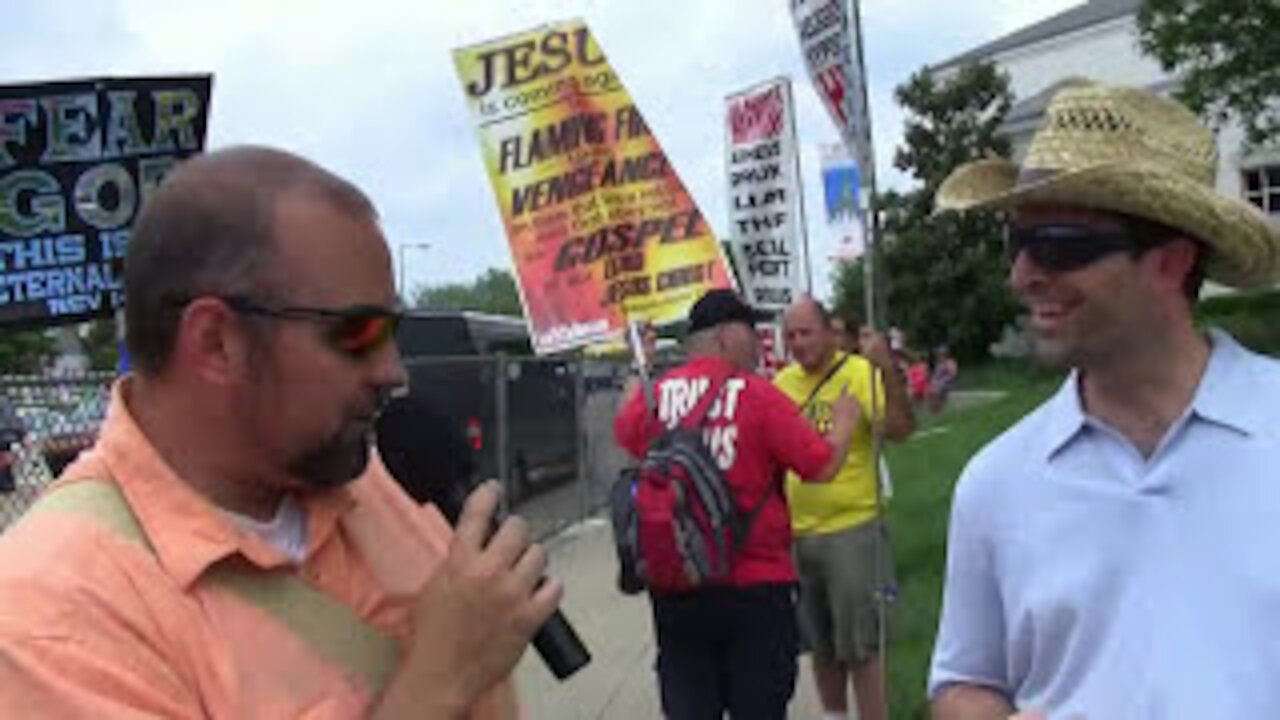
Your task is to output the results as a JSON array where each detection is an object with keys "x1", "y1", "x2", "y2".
[
  {"x1": 375, "y1": 396, "x2": 591, "y2": 694},
  {"x1": 394, "y1": 483, "x2": 564, "y2": 714}
]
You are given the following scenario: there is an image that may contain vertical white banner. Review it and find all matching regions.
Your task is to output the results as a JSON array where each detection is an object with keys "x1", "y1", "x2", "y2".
[
  {"x1": 821, "y1": 143, "x2": 865, "y2": 262},
  {"x1": 790, "y1": 0, "x2": 873, "y2": 186},
  {"x1": 725, "y1": 78, "x2": 808, "y2": 311}
]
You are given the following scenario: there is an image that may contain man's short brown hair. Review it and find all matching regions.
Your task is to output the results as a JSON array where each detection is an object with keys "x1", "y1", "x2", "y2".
[{"x1": 124, "y1": 147, "x2": 377, "y2": 375}]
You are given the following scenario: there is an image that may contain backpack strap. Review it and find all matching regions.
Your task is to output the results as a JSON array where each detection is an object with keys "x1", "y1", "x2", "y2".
[
  {"x1": 29, "y1": 479, "x2": 152, "y2": 550},
  {"x1": 642, "y1": 365, "x2": 734, "y2": 437},
  {"x1": 682, "y1": 369, "x2": 770, "y2": 556},
  {"x1": 26, "y1": 479, "x2": 399, "y2": 693},
  {"x1": 679, "y1": 369, "x2": 733, "y2": 431},
  {"x1": 202, "y1": 559, "x2": 398, "y2": 691},
  {"x1": 800, "y1": 353, "x2": 850, "y2": 415}
]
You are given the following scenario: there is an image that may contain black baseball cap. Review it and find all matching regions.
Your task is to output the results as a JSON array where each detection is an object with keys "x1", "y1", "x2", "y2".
[{"x1": 688, "y1": 289, "x2": 770, "y2": 332}]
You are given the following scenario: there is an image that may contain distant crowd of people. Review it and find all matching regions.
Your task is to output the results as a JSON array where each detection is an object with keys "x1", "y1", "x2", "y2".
[{"x1": 831, "y1": 315, "x2": 960, "y2": 415}]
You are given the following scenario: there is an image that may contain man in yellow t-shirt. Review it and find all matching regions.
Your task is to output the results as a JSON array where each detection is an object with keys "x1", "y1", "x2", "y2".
[{"x1": 775, "y1": 297, "x2": 915, "y2": 720}]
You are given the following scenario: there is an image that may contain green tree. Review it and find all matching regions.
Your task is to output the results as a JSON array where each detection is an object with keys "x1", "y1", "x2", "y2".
[
  {"x1": 413, "y1": 267, "x2": 523, "y2": 316},
  {"x1": 833, "y1": 62, "x2": 1019, "y2": 361},
  {"x1": 0, "y1": 327, "x2": 54, "y2": 374},
  {"x1": 1138, "y1": 0, "x2": 1280, "y2": 147},
  {"x1": 831, "y1": 257, "x2": 867, "y2": 328},
  {"x1": 82, "y1": 318, "x2": 120, "y2": 371}
]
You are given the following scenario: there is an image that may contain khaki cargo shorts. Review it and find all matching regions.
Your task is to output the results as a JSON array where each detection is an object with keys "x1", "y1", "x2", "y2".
[{"x1": 793, "y1": 518, "x2": 896, "y2": 664}]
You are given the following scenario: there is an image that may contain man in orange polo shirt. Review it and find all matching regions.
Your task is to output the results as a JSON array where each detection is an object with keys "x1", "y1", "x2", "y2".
[{"x1": 0, "y1": 147, "x2": 559, "y2": 718}]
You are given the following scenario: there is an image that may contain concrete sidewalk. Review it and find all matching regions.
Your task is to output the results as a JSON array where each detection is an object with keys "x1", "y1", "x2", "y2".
[{"x1": 514, "y1": 516, "x2": 828, "y2": 719}]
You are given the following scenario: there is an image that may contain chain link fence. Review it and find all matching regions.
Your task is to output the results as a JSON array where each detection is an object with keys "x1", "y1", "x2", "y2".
[
  {"x1": 0, "y1": 358, "x2": 635, "y2": 540},
  {"x1": 0, "y1": 374, "x2": 113, "y2": 532}
]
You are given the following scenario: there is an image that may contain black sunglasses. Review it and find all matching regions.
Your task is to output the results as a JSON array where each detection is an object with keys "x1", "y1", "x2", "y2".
[
  {"x1": 218, "y1": 295, "x2": 403, "y2": 358},
  {"x1": 1005, "y1": 220, "x2": 1172, "y2": 273}
]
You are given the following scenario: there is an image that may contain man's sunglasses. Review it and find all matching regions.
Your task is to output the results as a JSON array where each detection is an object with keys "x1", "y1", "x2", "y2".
[
  {"x1": 1005, "y1": 220, "x2": 1171, "y2": 273},
  {"x1": 219, "y1": 295, "x2": 403, "y2": 358}
]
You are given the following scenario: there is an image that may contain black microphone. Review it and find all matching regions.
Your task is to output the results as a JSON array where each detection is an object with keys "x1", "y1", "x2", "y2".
[{"x1": 375, "y1": 395, "x2": 591, "y2": 681}]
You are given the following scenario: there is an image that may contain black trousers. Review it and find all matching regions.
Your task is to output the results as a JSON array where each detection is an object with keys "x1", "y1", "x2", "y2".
[{"x1": 650, "y1": 583, "x2": 798, "y2": 720}]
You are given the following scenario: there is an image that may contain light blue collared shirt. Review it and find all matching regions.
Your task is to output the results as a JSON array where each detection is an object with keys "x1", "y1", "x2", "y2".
[{"x1": 929, "y1": 330, "x2": 1280, "y2": 719}]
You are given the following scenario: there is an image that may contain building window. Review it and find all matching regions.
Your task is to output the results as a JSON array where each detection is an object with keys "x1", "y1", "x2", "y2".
[{"x1": 1243, "y1": 166, "x2": 1280, "y2": 215}]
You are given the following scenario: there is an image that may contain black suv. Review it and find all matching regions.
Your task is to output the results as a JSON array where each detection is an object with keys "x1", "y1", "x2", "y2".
[{"x1": 394, "y1": 311, "x2": 578, "y2": 504}]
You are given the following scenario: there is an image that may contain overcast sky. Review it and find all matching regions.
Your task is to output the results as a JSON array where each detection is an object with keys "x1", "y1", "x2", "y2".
[{"x1": 2, "y1": 0, "x2": 1080, "y2": 301}]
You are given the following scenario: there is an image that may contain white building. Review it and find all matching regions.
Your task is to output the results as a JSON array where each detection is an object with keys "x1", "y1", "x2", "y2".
[{"x1": 932, "y1": 0, "x2": 1280, "y2": 222}]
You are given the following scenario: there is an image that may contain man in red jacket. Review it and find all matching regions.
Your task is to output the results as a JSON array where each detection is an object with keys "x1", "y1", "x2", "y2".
[{"x1": 614, "y1": 289, "x2": 859, "y2": 719}]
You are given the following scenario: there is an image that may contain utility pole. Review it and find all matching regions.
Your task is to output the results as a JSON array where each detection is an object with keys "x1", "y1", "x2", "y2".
[
  {"x1": 846, "y1": 0, "x2": 882, "y2": 331},
  {"x1": 398, "y1": 243, "x2": 432, "y2": 304},
  {"x1": 842, "y1": 3, "x2": 894, "y2": 713}
]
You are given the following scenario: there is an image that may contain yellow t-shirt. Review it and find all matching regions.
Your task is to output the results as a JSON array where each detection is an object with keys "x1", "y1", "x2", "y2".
[{"x1": 774, "y1": 351, "x2": 885, "y2": 535}]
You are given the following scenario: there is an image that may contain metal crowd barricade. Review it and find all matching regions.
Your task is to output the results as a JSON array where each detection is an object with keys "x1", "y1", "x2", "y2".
[
  {"x1": 0, "y1": 373, "x2": 113, "y2": 532},
  {"x1": 400, "y1": 354, "x2": 633, "y2": 540},
  {"x1": 0, "y1": 357, "x2": 637, "y2": 541}
]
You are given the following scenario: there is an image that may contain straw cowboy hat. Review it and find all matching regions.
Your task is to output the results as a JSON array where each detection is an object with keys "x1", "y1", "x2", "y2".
[{"x1": 936, "y1": 79, "x2": 1280, "y2": 288}]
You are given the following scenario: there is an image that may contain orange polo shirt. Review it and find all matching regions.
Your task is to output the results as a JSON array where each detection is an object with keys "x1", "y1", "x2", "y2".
[{"x1": 0, "y1": 379, "x2": 516, "y2": 719}]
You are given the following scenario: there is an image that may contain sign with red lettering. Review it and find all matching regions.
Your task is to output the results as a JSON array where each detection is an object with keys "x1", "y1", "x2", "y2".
[
  {"x1": 756, "y1": 322, "x2": 785, "y2": 378},
  {"x1": 790, "y1": 0, "x2": 872, "y2": 184},
  {"x1": 453, "y1": 20, "x2": 731, "y2": 355},
  {"x1": 724, "y1": 78, "x2": 808, "y2": 311}
]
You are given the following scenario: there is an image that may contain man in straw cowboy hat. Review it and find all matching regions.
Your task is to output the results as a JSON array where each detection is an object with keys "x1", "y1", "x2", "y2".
[{"x1": 927, "y1": 79, "x2": 1280, "y2": 719}]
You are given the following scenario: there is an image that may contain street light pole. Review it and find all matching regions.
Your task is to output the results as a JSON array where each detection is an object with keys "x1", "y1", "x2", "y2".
[{"x1": 398, "y1": 242, "x2": 432, "y2": 304}]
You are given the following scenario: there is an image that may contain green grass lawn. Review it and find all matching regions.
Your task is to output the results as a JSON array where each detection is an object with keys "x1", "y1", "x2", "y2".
[{"x1": 882, "y1": 368, "x2": 1062, "y2": 718}]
